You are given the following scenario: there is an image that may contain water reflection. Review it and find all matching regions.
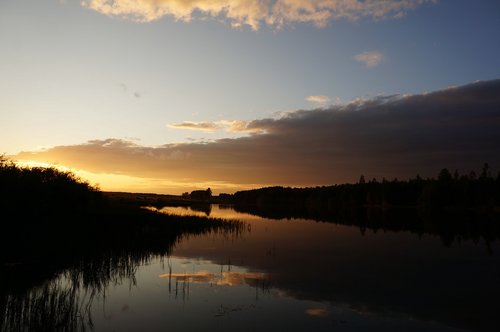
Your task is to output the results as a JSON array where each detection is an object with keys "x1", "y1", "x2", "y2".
[
  {"x1": 1, "y1": 277, "x2": 83, "y2": 332},
  {"x1": 155, "y1": 203, "x2": 500, "y2": 251},
  {"x1": 0, "y1": 212, "x2": 244, "y2": 332},
  {"x1": 156, "y1": 205, "x2": 500, "y2": 331},
  {"x1": 159, "y1": 271, "x2": 268, "y2": 287},
  {"x1": 2, "y1": 205, "x2": 499, "y2": 331},
  {"x1": 154, "y1": 204, "x2": 264, "y2": 221}
]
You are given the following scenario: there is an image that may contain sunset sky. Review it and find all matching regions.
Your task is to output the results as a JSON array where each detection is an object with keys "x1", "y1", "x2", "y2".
[{"x1": 2, "y1": 0, "x2": 500, "y2": 193}]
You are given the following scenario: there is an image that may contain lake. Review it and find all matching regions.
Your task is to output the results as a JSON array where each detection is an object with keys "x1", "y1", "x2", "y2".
[{"x1": 3, "y1": 205, "x2": 500, "y2": 331}]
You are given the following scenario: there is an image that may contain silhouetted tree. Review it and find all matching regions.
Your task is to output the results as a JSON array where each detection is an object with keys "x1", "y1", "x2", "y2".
[
  {"x1": 438, "y1": 168, "x2": 452, "y2": 183},
  {"x1": 189, "y1": 188, "x2": 212, "y2": 201},
  {"x1": 480, "y1": 163, "x2": 490, "y2": 180}
]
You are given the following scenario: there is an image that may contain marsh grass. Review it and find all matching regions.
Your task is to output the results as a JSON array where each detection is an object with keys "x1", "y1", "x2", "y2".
[
  {"x1": 0, "y1": 157, "x2": 245, "y2": 331},
  {"x1": 0, "y1": 212, "x2": 245, "y2": 331}
]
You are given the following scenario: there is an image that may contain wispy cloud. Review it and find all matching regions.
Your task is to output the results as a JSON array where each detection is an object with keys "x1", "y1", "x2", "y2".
[
  {"x1": 355, "y1": 51, "x2": 384, "y2": 68},
  {"x1": 168, "y1": 120, "x2": 264, "y2": 134},
  {"x1": 16, "y1": 79, "x2": 500, "y2": 191},
  {"x1": 306, "y1": 95, "x2": 331, "y2": 106},
  {"x1": 81, "y1": 0, "x2": 436, "y2": 30},
  {"x1": 168, "y1": 121, "x2": 221, "y2": 132}
]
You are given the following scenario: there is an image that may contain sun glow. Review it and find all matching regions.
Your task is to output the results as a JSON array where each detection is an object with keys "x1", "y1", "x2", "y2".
[
  {"x1": 12, "y1": 159, "x2": 250, "y2": 194},
  {"x1": 13, "y1": 159, "x2": 140, "y2": 191},
  {"x1": 15, "y1": 160, "x2": 70, "y2": 171}
]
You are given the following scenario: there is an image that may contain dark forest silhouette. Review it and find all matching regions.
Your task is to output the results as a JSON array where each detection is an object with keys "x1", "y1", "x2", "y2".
[
  {"x1": 225, "y1": 164, "x2": 500, "y2": 212},
  {"x1": 209, "y1": 164, "x2": 500, "y2": 248}
]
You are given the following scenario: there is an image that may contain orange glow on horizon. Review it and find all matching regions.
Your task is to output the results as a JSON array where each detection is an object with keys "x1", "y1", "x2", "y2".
[{"x1": 13, "y1": 159, "x2": 255, "y2": 195}]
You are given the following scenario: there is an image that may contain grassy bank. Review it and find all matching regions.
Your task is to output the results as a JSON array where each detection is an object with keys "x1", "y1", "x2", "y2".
[
  {"x1": 0, "y1": 158, "x2": 242, "y2": 289},
  {"x1": 0, "y1": 157, "x2": 244, "y2": 330}
]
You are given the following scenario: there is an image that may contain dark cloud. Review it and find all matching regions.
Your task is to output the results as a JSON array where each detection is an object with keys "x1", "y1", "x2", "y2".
[{"x1": 16, "y1": 79, "x2": 500, "y2": 189}]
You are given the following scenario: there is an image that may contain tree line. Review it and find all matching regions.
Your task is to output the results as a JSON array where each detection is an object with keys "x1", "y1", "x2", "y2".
[{"x1": 222, "y1": 164, "x2": 500, "y2": 212}]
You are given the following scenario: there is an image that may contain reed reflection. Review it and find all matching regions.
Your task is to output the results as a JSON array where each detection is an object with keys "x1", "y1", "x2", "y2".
[{"x1": 1, "y1": 216, "x2": 245, "y2": 332}]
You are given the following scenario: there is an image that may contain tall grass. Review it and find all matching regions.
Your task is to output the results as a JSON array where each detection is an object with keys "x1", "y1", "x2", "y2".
[{"x1": 0, "y1": 157, "x2": 245, "y2": 331}]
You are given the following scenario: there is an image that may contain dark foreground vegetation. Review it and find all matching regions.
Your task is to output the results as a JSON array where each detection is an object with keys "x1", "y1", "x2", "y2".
[
  {"x1": 0, "y1": 157, "x2": 243, "y2": 265},
  {"x1": 0, "y1": 157, "x2": 243, "y2": 331}
]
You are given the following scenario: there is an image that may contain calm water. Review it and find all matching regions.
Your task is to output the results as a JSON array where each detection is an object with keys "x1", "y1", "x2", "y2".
[{"x1": 6, "y1": 205, "x2": 500, "y2": 331}]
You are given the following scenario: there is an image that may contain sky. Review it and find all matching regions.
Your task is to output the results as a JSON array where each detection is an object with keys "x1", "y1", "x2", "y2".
[{"x1": 2, "y1": 0, "x2": 500, "y2": 194}]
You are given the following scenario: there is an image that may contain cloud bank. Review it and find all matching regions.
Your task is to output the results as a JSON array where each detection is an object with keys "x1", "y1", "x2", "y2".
[
  {"x1": 82, "y1": 0, "x2": 436, "y2": 30},
  {"x1": 16, "y1": 79, "x2": 500, "y2": 192}
]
